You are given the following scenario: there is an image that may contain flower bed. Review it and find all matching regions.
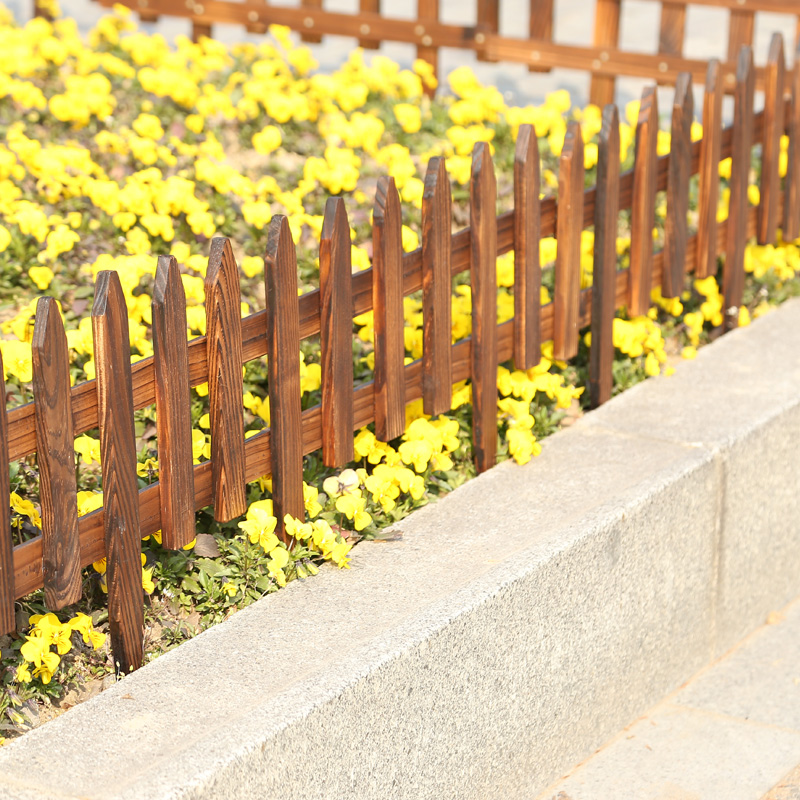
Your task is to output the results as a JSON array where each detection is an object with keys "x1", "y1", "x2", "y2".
[{"x1": 0, "y1": 2, "x2": 798, "y2": 740}]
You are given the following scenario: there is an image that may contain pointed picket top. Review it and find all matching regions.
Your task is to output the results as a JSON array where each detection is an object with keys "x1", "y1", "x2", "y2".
[
  {"x1": 152, "y1": 255, "x2": 195, "y2": 549},
  {"x1": 32, "y1": 296, "x2": 82, "y2": 610},
  {"x1": 265, "y1": 215, "x2": 305, "y2": 539},
  {"x1": 319, "y1": 196, "x2": 355, "y2": 467},
  {"x1": 664, "y1": 72, "x2": 693, "y2": 299},
  {"x1": 758, "y1": 33, "x2": 785, "y2": 245},
  {"x1": 205, "y1": 237, "x2": 246, "y2": 522},
  {"x1": 422, "y1": 156, "x2": 453, "y2": 417},
  {"x1": 513, "y1": 123, "x2": 541, "y2": 370}
]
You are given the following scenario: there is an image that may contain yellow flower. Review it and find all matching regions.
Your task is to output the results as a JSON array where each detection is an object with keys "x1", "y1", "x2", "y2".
[
  {"x1": 28, "y1": 266, "x2": 54, "y2": 290},
  {"x1": 252, "y1": 125, "x2": 282, "y2": 154},
  {"x1": 394, "y1": 103, "x2": 422, "y2": 133}
]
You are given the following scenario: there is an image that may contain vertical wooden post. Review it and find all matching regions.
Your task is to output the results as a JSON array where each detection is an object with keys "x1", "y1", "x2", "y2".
[
  {"x1": 664, "y1": 73, "x2": 693, "y2": 299},
  {"x1": 417, "y1": 0, "x2": 440, "y2": 94},
  {"x1": 590, "y1": 105, "x2": 620, "y2": 409},
  {"x1": 783, "y1": 46, "x2": 800, "y2": 242},
  {"x1": 372, "y1": 177, "x2": 406, "y2": 443},
  {"x1": 32, "y1": 297, "x2": 82, "y2": 610},
  {"x1": 724, "y1": 46, "x2": 755, "y2": 331},
  {"x1": 92, "y1": 271, "x2": 143, "y2": 675},
  {"x1": 265, "y1": 217, "x2": 306, "y2": 538},
  {"x1": 727, "y1": 10, "x2": 755, "y2": 64},
  {"x1": 758, "y1": 33, "x2": 785, "y2": 246},
  {"x1": 470, "y1": 141, "x2": 498, "y2": 474},
  {"x1": 696, "y1": 59, "x2": 723, "y2": 280},
  {"x1": 319, "y1": 197, "x2": 355, "y2": 467},
  {"x1": 0, "y1": 353, "x2": 13, "y2": 635},
  {"x1": 658, "y1": 3, "x2": 686, "y2": 57},
  {"x1": 152, "y1": 256, "x2": 195, "y2": 549},
  {"x1": 359, "y1": 0, "x2": 381, "y2": 48},
  {"x1": 476, "y1": 0, "x2": 499, "y2": 62},
  {"x1": 422, "y1": 157, "x2": 453, "y2": 417},
  {"x1": 629, "y1": 86, "x2": 658, "y2": 317},
  {"x1": 554, "y1": 121, "x2": 584, "y2": 361},
  {"x1": 528, "y1": 0, "x2": 554, "y2": 72},
  {"x1": 205, "y1": 238, "x2": 247, "y2": 523},
  {"x1": 589, "y1": 0, "x2": 621, "y2": 107},
  {"x1": 300, "y1": 0, "x2": 323, "y2": 43},
  {"x1": 513, "y1": 124, "x2": 541, "y2": 370},
  {"x1": 191, "y1": 21, "x2": 212, "y2": 41}
]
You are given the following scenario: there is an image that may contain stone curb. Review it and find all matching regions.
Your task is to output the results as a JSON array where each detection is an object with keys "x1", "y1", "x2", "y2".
[{"x1": 1, "y1": 300, "x2": 799, "y2": 800}]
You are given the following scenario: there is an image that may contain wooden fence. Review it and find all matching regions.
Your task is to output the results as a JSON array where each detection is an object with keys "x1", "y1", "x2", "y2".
[
  {"x1": 1, "y1": 38, "x2": 799, "y2": 674},
  {"x1": 78, "y1": 0, "x2": 800, "y2": 104}
]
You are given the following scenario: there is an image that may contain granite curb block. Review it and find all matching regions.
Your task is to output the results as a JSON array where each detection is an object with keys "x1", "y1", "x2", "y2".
[{"x1": 1, "y1": 300, "x2": 799, "y2": 799}]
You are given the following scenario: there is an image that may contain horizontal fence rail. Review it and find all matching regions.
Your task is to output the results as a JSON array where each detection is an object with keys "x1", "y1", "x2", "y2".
[{"x1": 2, "y1": 38, "x2": 800, "y2": 672}]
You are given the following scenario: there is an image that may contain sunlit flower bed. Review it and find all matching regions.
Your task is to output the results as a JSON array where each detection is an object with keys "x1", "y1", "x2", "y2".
[{"x1": 0, "y1": 2, "x2": 799, "y2": 739}]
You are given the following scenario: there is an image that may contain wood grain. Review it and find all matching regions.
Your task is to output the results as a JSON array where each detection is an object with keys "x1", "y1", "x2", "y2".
[
  {"x1": 0, "y1": 352, "x2": 12, "y2": 634},
  {"x1": 758, "y1": 33, "x2": 785, "y2": 245},
  {"x1": 92, "y1": 271, "x2": 143, "y2": 675},
  {"x1": 265, "y1": 217, "x2": 306, "y2": 539},
  {"x1": 152, "y1": 256, "x2": 195, "y2": 549},
  {"x1": 664, "y1": 72, "x2": 693, "y2": 298},
  {"x1": 32, "y1": 297, "x2": 82, "y2": 610},
  {"x1": 590, "y1": 105, "x2": 621, "y2": 409},
  {"x1": 554, "y1": 120, "x2": 584, "y2": 360},
  {"x1": 422, "y1": 157, "x2": 453, "y2": 417},
  {"x1": 358, "y1": 0, "x2": 380, "y2": 48},
  {"x1": 629, "y1": 85, "x2": 659, "y2": 316},
  {"x1": 784, "y1": 47, "x2": 800, "y2": 241},
  {"x1": 727, "y1": 9, "x2": 755, "y2": 63},
  {"x1": 697, "y1": 59, "x2": 724, "y2": 279},
  {"x1": 299, "y1": 0, "x2": 322, "y2": 42},
  {"x1": 319, "y1": 197, "x2": 355, "y2": 467},
  {"x1": 528, "y1": 0, "x2": 554, "y2": 72},
  {"x1": 589, "y1": 0, "x2": 621, "y2": 107},
  {"x1": 470, "y1": 141, "x2": 498, "y2": 474},
  {"x1": 416, "y1": 0, "x2": 439, "y2": 92},
  {"x1": 725, "y1": 46, "x2": 755, "y2": 331},
  {"x1": 373, "y1": 176, "x2": 406, "y2": 442},
  {"x1": 476, "y1": 0, "x2": 499, "y2": 61},
  {"x1": 658, "y1": 2, "x2": 686, "y2": 57},
  {"x1": 513, "y1": 124, "x2": 541, "y2": 370},
  {"x1": 205, "y1": 237, "x2": 246, "y2": 522}
]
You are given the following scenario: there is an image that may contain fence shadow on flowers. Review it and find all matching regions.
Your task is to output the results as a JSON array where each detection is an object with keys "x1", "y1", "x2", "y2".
[{"x1": 1, "y1": 37, "x2": 799, "y2": 674}]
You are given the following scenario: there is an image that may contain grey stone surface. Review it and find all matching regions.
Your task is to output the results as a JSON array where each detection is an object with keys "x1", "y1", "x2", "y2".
[{"x1": 536, "y1": 705, "x2": 800, "y2": 800}]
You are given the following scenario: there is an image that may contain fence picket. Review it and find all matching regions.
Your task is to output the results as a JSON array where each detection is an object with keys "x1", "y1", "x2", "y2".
[
  {"x1": 554, "y1": 120, "x2": 583, "y2": 360},
  {"x1": 0, "y1": 352, "x2": 12, "y2": 634},
  {"x1": 32, "y1": 297, "x2": 82, "y2": 610},
  {"x1": 528, "y1": 0, "x2": 553, "y2": 72},
  {"x1": 758, "y1": 33, "x2": 785, "y2": 245},
  {"x1": 658, "y1": 3, "x2": 685, "y2": 57},
  {"x1": 470, "y1": 141, "x2": 498, "y2": 474},
  {"x1": 590, "y1": 105, "x2": 620, "y2": 409},
  {"x1": 373, "y1": 176, "x2": 406, "y2": 442},
  {"x1": 629, "y1": 86, "x2": 658, "y2": 316},
  {"x1": 664, "y1": 72, "x2": 693, "y2": 298},
  {"x1": 513, "y1": 123, "x2": 541, "y2": 370},
  {"x1": 697, "y1": 59, "x2": 724, "y2": 280},
  {"x1": 783, "y1": 48, "x2": 800, "y2": 241},
  {"x1": 422, "y1": 157, "x2": 453, "y2": 416},
  {"x1": 266, "y1": 216, "x2": 306, "y2": 538},
  {"x1": 92, "y1": 270, "x2": 143, "y2": 675},
  {"x1": 727, "y1": 10, "x2": 755, "y2": 63},
  {"x1": 589, "y1": 0, "x2": 621, "y2": 107},
  {"x1": 724, "y1": 46, "x2": 755, "y2": 331},
  {"x1": 205, "y1": 237, "x2": 246, "y2": 523},
  {"x1": 152, "y1": 255, "x2": 195, "y2": 549},
  {"x1": 319, "y1": 197, "x2": 355, "y2": 467}
]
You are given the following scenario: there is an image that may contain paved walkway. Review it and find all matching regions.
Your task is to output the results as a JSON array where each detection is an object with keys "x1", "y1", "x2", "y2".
[{"x1": 536, "y1": 597, "x2": 800, "y2": 800}]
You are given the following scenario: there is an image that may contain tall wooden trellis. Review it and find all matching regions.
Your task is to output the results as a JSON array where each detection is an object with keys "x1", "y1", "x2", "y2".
[{"x1": 1, "y1": 38, "x2": 799, "y2": 673}]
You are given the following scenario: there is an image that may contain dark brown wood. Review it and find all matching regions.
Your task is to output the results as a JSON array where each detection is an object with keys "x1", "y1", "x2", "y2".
[
  {"x1": 784, "y1": 47, "x2": 800, "y2": 241},
  {"x1": 590, "y1": 105, "x2": 621, "y2": 409},
  {"x1": 372, "y1": 176, "x2": 406, "y2": 442},
  {"x1": 265, "y1": 217, "x2": 306, "y2": 539},
  {"x1": 31, "y1": 297, "x2": 82, "y2": 610},
  {"x1": 658, "y1": 2, "x2": 686, "y2": 56},
  {"x1": 513, "y1": 124, "x2": 541, "y2": 370},
  {"x1": 0, "y1": 352, "x2": 12, "y2": 634},
  {"x1": 92, "y1": 271, "x2": 143, "y2": 675},
  {"x1": 152, "y1": 256, "x2": 195, "y2": 549},
  {"x1": 417, "y1": 0, "x2": 440, "y2": 92},
  {"x1": 319, "y1": 197, "x2": 355, "y2": 467},
  {"x1": 359, "y1": 0, "x2": 380, "y2": 48},
  {"x1": 697, "y1": 59, "x2": 724, "y2": 279},
  {"x1": 422, "y1": 157, "x2": 453, "y2": 416},
  {"x1": 191, "y1": 20, "x2": 212, "y2": 41},
  {"x1": 758, "y1": 33, "x2": 785, "y2": 245},
  {"x1": 554, "y1": 121, "x2": 584, "y2": 360},
  {"x1": 528, "y1": 0, "x2": 554, "y2": 72},
  {"x1": 727, "y1": 9, "x2": 755, "y2": 63},
  {"x1": 476, "y1": 0, "x2": 499, "y2": 61},
  {"x1": 589, "y1": 0, "x2": 621, "y2": 107},
  {"x1": 205, "y1": 237, "x2": 246, "y2": 523},
  {"x1": 470, "y1": 141, "x2": 498, "y2": 473},
  {"x1": 629, "y1": 85, "x2": 659, "y2": 316},
  {"x1": 299, "y1": 0, "x2": 322, "y2": 42},
  {"x1": 725, "y1": 46, "x2": 755, "y2": 331},
  {"x1": 664, "y1": 72, "x2": 693, "y2": 298}
]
